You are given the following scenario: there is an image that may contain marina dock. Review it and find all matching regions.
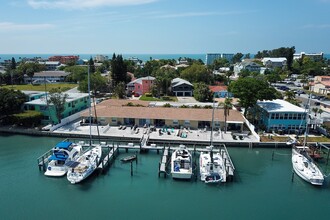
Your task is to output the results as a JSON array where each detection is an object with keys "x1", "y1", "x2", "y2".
[{"x1": 37, "y1": 138, "x2": 235, "y2": 182}]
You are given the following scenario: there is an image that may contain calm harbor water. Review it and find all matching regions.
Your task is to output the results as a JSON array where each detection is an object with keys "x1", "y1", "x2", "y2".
[{"x1": 1, "y1": 134, "x2": 330, "y2": 220}]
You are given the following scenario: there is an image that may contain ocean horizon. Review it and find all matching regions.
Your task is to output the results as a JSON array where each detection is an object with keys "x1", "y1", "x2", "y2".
[{"x1": 1, "y1": 53, "x2": 329, "y2": 63}]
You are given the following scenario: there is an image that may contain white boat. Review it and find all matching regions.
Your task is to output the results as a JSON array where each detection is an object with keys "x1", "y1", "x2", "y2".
[
  {"x1": 66, "y1": 145, "x2": 102, "y2": 184},
  {"x1": 292, "y1": 146, "x2": 324, "y2": 186},
  {"x1": 199, "y1": 146, "x2": 226, "y2": 183},
  {"x1": 44, "y1": 141, "x2": 82, "y2": 177},
  {"x1": 291, "y1": 94, "x2": 324, "y2": 186},
  {"x1": 171, "y1": 145, "x2": 193, "y2": 179}
]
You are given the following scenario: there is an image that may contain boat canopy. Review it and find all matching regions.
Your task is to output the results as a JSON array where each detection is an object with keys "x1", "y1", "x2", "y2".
[
  {"x1": 55, "y1": 141, "x2": 73, "y2": 149},
  {"x1": 49, "y1": 154, "x2": 67, "y2": 161}
]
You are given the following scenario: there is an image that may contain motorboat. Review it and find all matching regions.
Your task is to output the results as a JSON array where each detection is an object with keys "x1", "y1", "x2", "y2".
[
  {"x1": 44, "y1": 141, "x2": 82, "y2": 177},
  {"x1": 66, "y1": 145, "x2": 102, "y2": 184},
  {"x1": 199, "y1": 146, "x2": 226, "y2": 184},
  {"x1": 292, "y1": 146, "x2": 324, "y2": 186},
  {"x1": 171, "y1": 145, "x2": 193, "y2": 179}
]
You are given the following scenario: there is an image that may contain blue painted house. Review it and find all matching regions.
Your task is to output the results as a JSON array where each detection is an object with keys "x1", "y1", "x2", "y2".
[{"x1": 256, "y1": 99, "x2": 306, "y2": 133}]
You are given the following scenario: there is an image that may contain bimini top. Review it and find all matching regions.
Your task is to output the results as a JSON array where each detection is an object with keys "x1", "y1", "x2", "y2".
[{"x1": 55, "y1": 141, "x2": 73, "y2": 149}]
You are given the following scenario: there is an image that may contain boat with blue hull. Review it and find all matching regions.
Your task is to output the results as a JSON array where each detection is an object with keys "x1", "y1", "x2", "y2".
[{"x1": 44, "y1": 141, "x2": 82, "y2": 177}]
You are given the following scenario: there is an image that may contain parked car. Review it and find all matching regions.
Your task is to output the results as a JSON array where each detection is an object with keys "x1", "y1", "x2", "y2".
[{"x1": 279, "y1": 86, "x2": 290, "y2": 91}]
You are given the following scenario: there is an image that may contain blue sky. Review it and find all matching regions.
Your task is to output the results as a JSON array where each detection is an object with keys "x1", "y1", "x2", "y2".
[{"x1": 0, "y1": 0, "x2": 330, "y2": 54}]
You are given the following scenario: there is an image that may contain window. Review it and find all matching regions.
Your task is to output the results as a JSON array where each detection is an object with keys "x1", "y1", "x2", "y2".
[
  {"x1": 284, "y1": 113, "x2": 288, "y2": 119},
  {"x1": 271, "y1": 114, "x2": 275, "y2": 119},
  {"x1": 292, "y1": 114, "x2": 297, "y2": 120},
  {"x1": 173, "y1": 120, "x2": 179, "y2": 125},
  {"x1": 112, "y1": 118, "x2": 117, "y2": 123},
  {"x1": 184, "y1": 120, "x2": 190, "y2": 126}
]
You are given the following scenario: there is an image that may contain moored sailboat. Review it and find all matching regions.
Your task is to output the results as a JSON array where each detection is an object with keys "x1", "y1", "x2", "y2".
[
  {"x1": 291, "y1": 95, "x2": 324, "y2": 186},
  {"x1": 66, "y1": 145, "x2": 102, "y2": 184}
]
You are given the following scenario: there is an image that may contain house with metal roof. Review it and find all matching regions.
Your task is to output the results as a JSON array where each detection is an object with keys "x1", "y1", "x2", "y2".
[
  {"x1": 171, "y1": 78, "x2": 193, "y2": 96},
  {"x1": 233, "y1": 61, "x2": 261, "y2": 76},
  {"x1": 24, "y1": 71, "x2": 70, "y2": 84},
  {"x1": 261, "y1": 57, "x2": 287, "y2": 68},
  {"x1": 256, "y1": 99, "x2": 306, "y2": 133}
]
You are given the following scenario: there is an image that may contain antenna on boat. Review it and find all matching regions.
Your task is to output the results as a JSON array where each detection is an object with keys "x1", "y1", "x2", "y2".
[{"x1": 88, "y1": 61, "x2": 92, "y2": 147}]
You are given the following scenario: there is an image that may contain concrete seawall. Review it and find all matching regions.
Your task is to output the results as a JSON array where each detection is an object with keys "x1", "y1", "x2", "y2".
[{"x1": 0, "y1": 126, "x2": 306, "y2": 148}]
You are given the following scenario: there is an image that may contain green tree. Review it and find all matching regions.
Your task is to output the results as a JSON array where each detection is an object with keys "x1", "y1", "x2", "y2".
[
  {"x1": 111, "y1": 54, "x2": 127, "y2": 87},
  {"x1": 229, "y1": 77, "x2": 277, "y2": 117},
  {"x1": 211, "y1": 58, "x2": 230, "y2": 70},
  {"x1": 180, "y1": 63, "x2": 212, "y2": 84},
  {"x1": 78, "y1": 72, "x2": 108, "y2": 93},
  {"x1": 114, "y1": 82, "x2": 126, "y2": 99},
  {"x1": 64, "y1": 65, "x2": 88, "y2": 82},
  {"x1": 193, "y1": 82, "x2": 213, "y2": 102},
  {"x1": 232, "y1": 53, "x2": 243, "y2": 63},
  {"x1": 89, "y1": 57, "x2": 96, "y2": 74},
  {"x1": 219, "y1": 97, "x2": 233, "y2": 133},
  {"x1": 0, "y1": 88, "x2": 26, "y2": 117},
  {"x1": 48, "y1": 88, "x2": 68, "y2": 124},
  {"x1": 11, "y1": 57, "x2": 17, "y2": 70}
]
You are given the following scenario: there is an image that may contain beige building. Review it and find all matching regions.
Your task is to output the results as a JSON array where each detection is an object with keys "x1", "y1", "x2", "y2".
[
  {"x1": 81, "y1": 99, "x2": 245, "y2": 132},
  {"x1": 310, "y1": 76, "x2": 330, "y2": 94}
]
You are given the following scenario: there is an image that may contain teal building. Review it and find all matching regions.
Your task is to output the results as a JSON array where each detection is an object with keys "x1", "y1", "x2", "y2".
[
  {"x1": 24, "y1": 92, "x2": 89, "y2": 125},
  {"x1": 256, "y1": 99, "x2": 306, "y2": 134}
]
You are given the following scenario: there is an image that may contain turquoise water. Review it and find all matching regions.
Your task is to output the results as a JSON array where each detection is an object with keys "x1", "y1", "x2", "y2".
[{"x1": 1, "y1": 134, "x2": 330, "y2": 220}]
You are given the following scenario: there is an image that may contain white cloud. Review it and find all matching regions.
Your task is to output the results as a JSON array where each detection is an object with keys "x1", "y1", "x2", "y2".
[
  {"x1": 0, "y1": 22, "x2": 54, "y2": 31},
  {"x1": 27, "y1": 0, "x2": 157, "y2": 9}
]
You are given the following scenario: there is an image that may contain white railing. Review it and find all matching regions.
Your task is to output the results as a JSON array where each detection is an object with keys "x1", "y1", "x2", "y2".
[
  {"x1": 243, "y1": 116, "x2": 260, "y2": 142},
  {"x1": 42, "y1": 112, "x2": 82, "y2": 132}
]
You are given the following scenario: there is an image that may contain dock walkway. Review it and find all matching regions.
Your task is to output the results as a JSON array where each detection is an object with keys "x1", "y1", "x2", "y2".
[{"x1": 158, "y1": 147, "x2": 171, "y2": 178}]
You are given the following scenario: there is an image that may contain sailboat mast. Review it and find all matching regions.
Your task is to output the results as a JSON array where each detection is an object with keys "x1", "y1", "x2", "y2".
[
  {"x1": 303, "y1": 94, "x2": 311, "y2": 147},
  {"x1": 210, "y1": 98, "x2": 215, "y2": 146},
  {"x1": 88, "y1": 63, "x2": 92, "y2": 146}
]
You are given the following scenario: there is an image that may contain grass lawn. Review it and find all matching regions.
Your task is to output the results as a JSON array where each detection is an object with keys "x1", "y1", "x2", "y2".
[
  {"x1": 2, "y1": 83, "x2": 78, "y2": 92},
  {"x1": 139, "y1": 95, "x2": 178, "y2": 102}
]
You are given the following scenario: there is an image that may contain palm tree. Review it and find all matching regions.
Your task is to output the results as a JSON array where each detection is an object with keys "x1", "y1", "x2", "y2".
[
  {"x1": 219, "y1": 97, "x2": 233, "y2": 133},
  {"x1": 318, "y1": 108, "x2": 323, "y2": 118},
  {"x1": 312, "y1": 107, "x2": 318, "y2": 117}
]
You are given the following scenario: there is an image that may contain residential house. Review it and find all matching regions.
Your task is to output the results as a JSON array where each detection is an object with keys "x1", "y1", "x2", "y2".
[
  {"x1": 209, "y1": 85, "x2": 233, "y2": 98},
  {"x1": 24, "y1": 71, "x2": 70, "y2": 84},
  {"x1": 256, "y1": 99, "x2": 306, "y2": 133},
  {"x1": 127, "y1": 76, "x2": 155, "y2": 96},
  {"x1": 171, "y1": 78, "x2": 193, "y2": 97},
  {"x1": 234, "y1": 61, "x2": 261, "y2": 76},
  {"x1": 38, "y1": 61, "x2": 61, "y2": 71},
  {"x1": 24, "y1": 92, "x2": 89, "y2": 125},
  {"x1": 310, "y1": 75, "x2": 330, "y2": 94},
  {"x1": 261, "y1": 57, "x2": 287, "y2": 69}
]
